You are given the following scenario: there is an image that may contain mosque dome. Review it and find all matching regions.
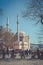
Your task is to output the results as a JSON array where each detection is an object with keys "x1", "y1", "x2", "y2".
[
  {"x1": 15, "y1": 31, "x2": 26, "y2": 36},
  {"x1": 15, "y1": 31, "x2": 28, "y2": 41}
]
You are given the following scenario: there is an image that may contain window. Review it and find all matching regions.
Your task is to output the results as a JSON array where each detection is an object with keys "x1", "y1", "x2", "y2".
[{"x1": 19, "y1": 36, "x2": 23, "y2": 41}]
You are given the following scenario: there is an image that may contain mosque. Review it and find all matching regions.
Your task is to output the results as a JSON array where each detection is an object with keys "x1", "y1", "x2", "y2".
[
  {"x1": 0, "y1": 15, "x2": 30, "y2": 51},
  {"x1": 13, "y1": 15, "x2": 30, "y2": 50}
]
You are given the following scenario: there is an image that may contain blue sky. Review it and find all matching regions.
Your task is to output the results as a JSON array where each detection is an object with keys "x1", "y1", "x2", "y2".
[{"x1": 0, "y1": 0, "x2": 42, "y2": 44}]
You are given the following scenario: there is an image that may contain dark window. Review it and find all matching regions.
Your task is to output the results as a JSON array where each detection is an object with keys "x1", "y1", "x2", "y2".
[{"x1": 19, "y1": 36, "x2": 23, "y2": 41}]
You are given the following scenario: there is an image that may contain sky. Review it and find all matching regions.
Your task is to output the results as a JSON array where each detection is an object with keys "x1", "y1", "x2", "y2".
[{"x1": 0, "y1": 0, "x2": 43, "y2": 44}]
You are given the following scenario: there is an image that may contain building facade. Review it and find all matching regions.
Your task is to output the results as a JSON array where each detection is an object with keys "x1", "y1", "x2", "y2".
[{"x1": 13, "y1": 31, "x2": 30, "y2": 51}]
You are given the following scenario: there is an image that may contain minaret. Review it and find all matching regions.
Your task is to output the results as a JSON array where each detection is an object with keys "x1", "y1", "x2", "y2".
[
  {"x1": 17, "y1": 15, "x2": 19, "y2": 42},
  {"x1": 6, "y1": 17, "x2": 9, "y2": 32}
]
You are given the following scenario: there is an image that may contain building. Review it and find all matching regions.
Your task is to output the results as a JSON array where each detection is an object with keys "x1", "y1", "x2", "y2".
[
  {"x1": 0, "y1": 16, "x2": 30, "y2": 51},
  {"x1": 13, "y1": 31, "x2": 30, "y2": 51},
  {"x1": 13, "y1": 15, "x2": 30, "y2": 51}
]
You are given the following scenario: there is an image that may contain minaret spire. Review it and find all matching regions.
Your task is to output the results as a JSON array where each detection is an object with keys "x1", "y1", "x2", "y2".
[
  {"x1": 17, "y1": 14, "x2": 19, "y2": 42},
  {"x1": 17, "y1": 15, "x2": 19, "y2": 33},
  {"x1": 6, "y1": 17, "x2": 9, "y2": 32}
]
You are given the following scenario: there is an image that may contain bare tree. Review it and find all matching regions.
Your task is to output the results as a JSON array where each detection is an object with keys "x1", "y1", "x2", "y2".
[
  {"x1": 36, "y1": 25, "x2": 43, "y2": 44},
  {"x1": 23, "y1": 0, "x2": 43, "y2": 24},
  {"x1": 3, "y1": 31, "x2": 15, "y2": 48},
  {"x1": 23, "y1": 0, "x2": 43, "y2": 44}
]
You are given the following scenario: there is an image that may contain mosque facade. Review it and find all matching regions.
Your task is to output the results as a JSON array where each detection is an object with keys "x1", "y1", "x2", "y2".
[
  {"x1": 13, "y1": 31, "x2": 30, "y2": 50},
  {"x1": 0, "y1": 16, "x2": 30, "y2": 51}
]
